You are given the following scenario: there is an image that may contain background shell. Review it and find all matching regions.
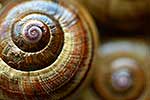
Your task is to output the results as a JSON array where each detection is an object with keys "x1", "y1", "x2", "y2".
[{"x1": 77, "y1": 0, "x2": 150, "y2": 32}]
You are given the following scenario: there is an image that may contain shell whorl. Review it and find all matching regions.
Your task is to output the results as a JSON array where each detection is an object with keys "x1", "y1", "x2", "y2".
[
  {"x1": 94, "y1": 40, "x2": 149, "y2": 100},
  {"x1": 0, "y1": 0, "x2": 98, "y2": 100}
]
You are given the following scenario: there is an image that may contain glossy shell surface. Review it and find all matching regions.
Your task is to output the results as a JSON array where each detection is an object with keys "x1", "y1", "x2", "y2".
[{"x1": 0, "y1": 0, "x2": 98, "y2": 100}]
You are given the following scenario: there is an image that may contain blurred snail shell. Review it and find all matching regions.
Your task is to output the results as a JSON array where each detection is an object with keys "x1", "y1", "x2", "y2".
[
  {"x1": 93, "y1": 39, "x2": 149, "y2": 100},
  {"x1": 77, "y1": 0, "x2": 149, "y2": 31},
  {"x1": 0, "y1": 0, "x2": 99, "y2": 100}
]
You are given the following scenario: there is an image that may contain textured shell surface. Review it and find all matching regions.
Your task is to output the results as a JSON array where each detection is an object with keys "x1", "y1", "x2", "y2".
[{"x1": 0, "y1": 0, "x2": 98, "y2": 100}]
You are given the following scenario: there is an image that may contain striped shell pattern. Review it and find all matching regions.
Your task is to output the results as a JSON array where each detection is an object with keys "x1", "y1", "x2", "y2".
[{"x1": 0, "y1": 0, "x2": 98, "y2": 100}]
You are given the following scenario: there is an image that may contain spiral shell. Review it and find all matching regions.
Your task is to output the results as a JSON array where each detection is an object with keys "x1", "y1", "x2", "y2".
[
  {"x1": 93, "y1": 39, "x2": 149, "y2": 100},
  {"x1": 0, "y1": 0, "x2": 98, "y2": 100}
]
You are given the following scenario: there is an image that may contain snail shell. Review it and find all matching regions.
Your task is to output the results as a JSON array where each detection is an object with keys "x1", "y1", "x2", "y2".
[
  {"x1": 93, "y1": 39, "x2": 150, "y2": 100},
  {"x1": 0, "y1": 0, "x2": 98, "y2": 100},
  {"x1": 77, "y1": 0, "x2": 149, "y2": 31}
]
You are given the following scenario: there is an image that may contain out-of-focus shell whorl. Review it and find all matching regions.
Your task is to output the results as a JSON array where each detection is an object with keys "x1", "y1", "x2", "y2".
[
  {"x1": 94, "y1": 39, "x2": 149, "y2": 100},
  {"x1": 0, "y1": 0, "x2": 98, "y2": 100}
]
